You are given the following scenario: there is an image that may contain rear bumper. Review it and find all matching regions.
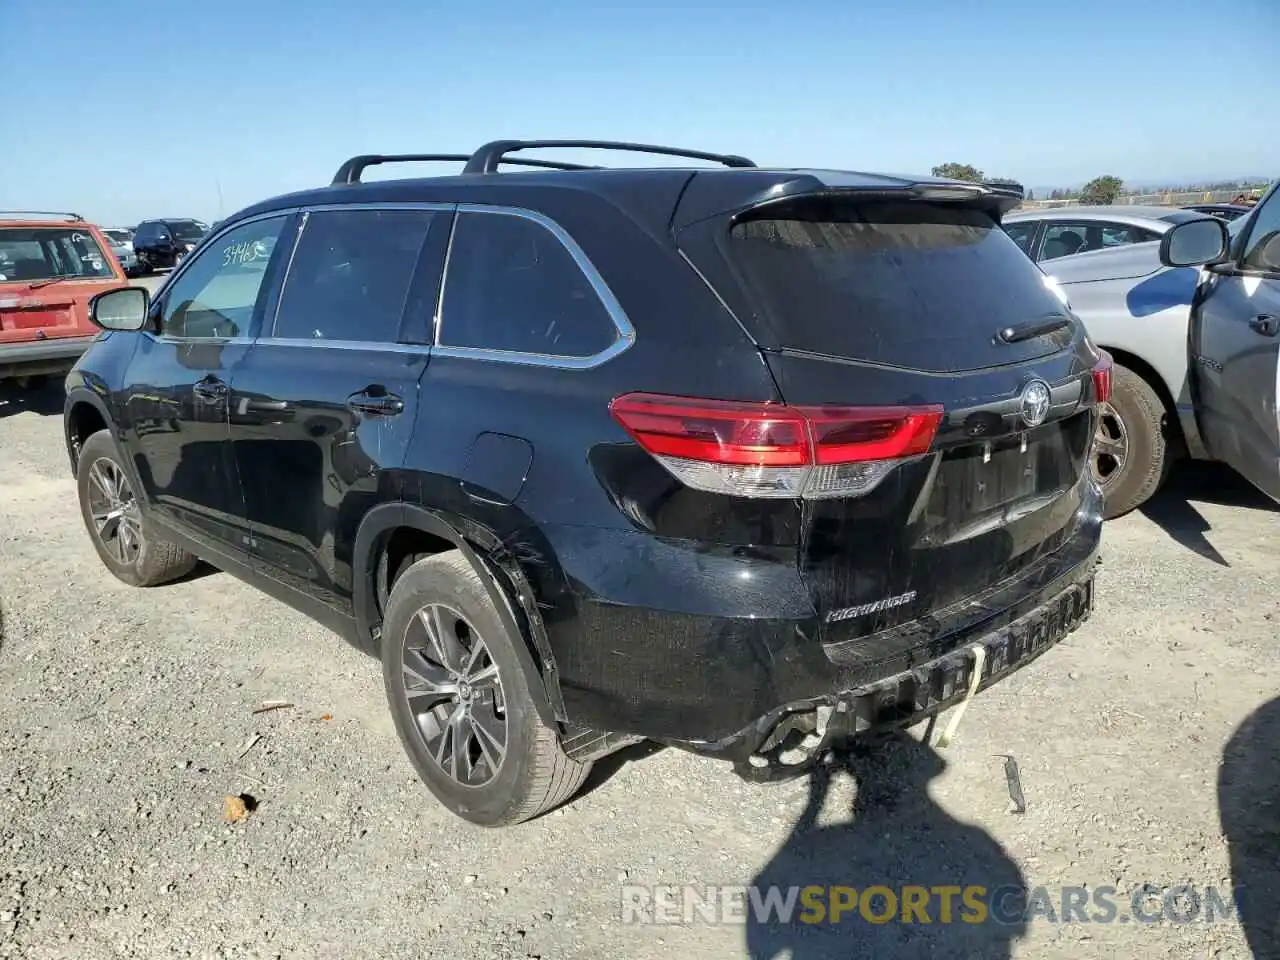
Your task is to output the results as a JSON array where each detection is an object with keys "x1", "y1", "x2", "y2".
[
  {"x1": 544, "y1": 477, "x2": 1104, "y2": 754},
  {"x1": 0, "y1": 336, "x2": 97, "y2": 379},
  {"x1": 684, "y1": 555, "x2": 1096, "y2": 779}
]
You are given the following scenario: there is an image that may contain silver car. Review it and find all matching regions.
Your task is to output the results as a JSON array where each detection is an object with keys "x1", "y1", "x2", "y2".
[
  {"x1": 1003, "y1": 200, "x2": 1277, "y2": 515},
  {"x1": 101, "y1": 227, "x2": 139, "y2": 277}
]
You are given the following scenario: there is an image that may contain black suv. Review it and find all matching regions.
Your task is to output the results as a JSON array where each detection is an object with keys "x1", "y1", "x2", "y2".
[
  {"x1": 64, "y1": 140, "x2": 1108, "y2": 827},
  {"x1": 131, "y1": 218, "x2": 209, "y2": 272}
]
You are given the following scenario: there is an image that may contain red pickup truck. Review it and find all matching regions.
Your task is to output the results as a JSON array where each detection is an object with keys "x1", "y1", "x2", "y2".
[{"x1": 1, "y1": 212, "x2": 127, "y2": 385}]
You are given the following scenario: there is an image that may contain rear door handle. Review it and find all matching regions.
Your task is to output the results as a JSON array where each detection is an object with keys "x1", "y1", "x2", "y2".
[
  {"x1": 1249, "y1": 315, "x2": 1279, "y2": 337},
  {"x1": 192, "y1": 377, "x2": 228, "y2": 402},
  {"x1": 347, "y1": 388, "x2": 404, "y2": 417}
]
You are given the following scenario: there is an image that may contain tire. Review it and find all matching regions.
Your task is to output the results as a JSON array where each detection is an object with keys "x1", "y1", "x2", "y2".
[
  {"x1": 1094, "y1": 364, "x2": 1172, "y2": 519},
  {"x1": 76, "y1": 429, "x2": 198, "y2": 587},
  {"x1": 382, "y1": 550, "x2": 591, "y2": 827}
]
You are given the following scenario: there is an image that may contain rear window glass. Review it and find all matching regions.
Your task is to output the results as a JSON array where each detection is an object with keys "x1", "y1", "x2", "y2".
[
  {"x1": 169, "y1": 221, "x2": 207, "y2": 241},
  {"x1": 723, "y1": 200, "x2": 1074, "y2": 373},
  {"x1": 0, "y1": 228, "x2": 114, "y2": 283}
]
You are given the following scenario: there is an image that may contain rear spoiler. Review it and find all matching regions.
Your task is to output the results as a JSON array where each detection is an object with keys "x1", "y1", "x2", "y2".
[{"x1": 674, "y1": 171, "x2": 1027, "y2": 230}]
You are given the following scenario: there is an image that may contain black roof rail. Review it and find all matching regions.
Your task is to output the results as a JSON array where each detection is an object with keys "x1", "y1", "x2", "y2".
[
  {"x1": 0, "y1": 210, "x2": 84, "y2": 221},
  {"x1": 330, "y1": 153, "x2": 601, "y2": 185},
  {"x1": 462, "y1": 139, "x2": 757, "y2": 175}
]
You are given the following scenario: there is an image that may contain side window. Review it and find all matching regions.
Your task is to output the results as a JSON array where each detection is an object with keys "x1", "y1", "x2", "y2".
[
  {"x1": 1003, "y1": 222, "x2": 1036, "y2": 255},
  {"x1": 438, "y1": 211, "x2": 619, "y2": 358},
  {"x1": 272, "y1": 208, "x2": 437, "y2": 343},
  {"x1": 1041, "y1": 223, "x2": 1090, "y2": 261},
  {"x1": 1097, "y1": 223, "x2": 1155, "y2": 248},
  {"x1": 159, "y1": 217, "x2": 288, "y2": 339},
  {"x1": 1241, "y1": 190, "x2": 1280, "y2": 273}
]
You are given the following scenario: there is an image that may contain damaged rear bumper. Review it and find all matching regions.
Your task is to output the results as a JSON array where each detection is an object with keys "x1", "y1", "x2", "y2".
[{"x1": 667, "y1": 540, "x2": 1099, "y2": 782}]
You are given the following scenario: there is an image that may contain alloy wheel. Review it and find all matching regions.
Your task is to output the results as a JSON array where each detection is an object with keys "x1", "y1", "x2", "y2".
[
  {"x1": 400, "y1": 603, "x2": 507, "y2": 787},
  {"x1": 87, "y1": 457, "x2": 143, "y2": 565},
  {"x1": 1092, "y1": 401, "x2": 1128, "y2": 487}
]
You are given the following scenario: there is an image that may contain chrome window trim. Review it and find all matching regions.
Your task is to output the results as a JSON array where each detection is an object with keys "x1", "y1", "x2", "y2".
[
  {"x1": 147, "y1": 209, "x2": 298, "y2": 344},
  {"x1": 251, "y1": 337, "x2": 431, "y2": 355},
  {"x1": 434, "y1": 203, "x2": 637, "y2": 370},
  {"x1": 151, "y1": 199, "x2": 637, "y2": 368}
]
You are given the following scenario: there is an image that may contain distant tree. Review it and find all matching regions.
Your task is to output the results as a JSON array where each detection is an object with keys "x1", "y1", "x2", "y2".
[
  {"x1": 1080, "y1": 175, "x2": 1124, "y2": 205},
  {"x1": 1026, "y1": 188, "x2": 1035, "y2": 201},
  {"x1": 931, "y1": 163, "x2": 985, "y2": 182}
]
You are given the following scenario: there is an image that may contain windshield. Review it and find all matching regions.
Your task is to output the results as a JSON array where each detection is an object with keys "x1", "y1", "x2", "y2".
[
  {"x1": 170, "y1": 221, "x2": 206, "y2": 241},
  {"x1": 0, "y1": 228, "x2": 115, "y2": 283},
  {"x1": 103, "y1": 229, "x2": 132, "y2": 244}
]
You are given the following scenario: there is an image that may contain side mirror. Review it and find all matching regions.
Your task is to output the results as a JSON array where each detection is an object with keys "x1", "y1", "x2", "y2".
[
  {"x1": 89, "y1": 287, "x2": 150, "y2": 332},
  {"x1": 1159, "y1": 218, "x2": 1229, "y2": 268}
]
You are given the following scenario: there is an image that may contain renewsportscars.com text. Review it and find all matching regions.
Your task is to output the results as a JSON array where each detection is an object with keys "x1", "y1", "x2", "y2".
[{"x1": 621, "y1": 883, "x2": 1242, "y2": 927}]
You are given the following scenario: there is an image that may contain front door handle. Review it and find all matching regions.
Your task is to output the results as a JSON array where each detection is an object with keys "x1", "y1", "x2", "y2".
[
  {"x1": 1249, "y1": 314, "x2": 1279, "y2": 337},
  {"x1": 192, "y1": 376, "x2": 228, "y2": 403},
  {"x1": 347, "y1": 387, "x2": 404, "y2": 417}
]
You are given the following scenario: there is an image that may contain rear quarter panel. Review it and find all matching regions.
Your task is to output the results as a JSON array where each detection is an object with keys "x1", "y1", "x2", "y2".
[{"x1": 1046, "y1": 245, "x2": 1200, "y2": 410}]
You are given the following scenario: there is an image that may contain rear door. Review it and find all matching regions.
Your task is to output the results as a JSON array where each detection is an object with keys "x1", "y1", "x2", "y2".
[
  {"x1": 1190, "y1": 185, "x2": 1280, "y2": 502},
  {"x1": 226, "y1": 204, "x2": 451, "y2": 615},
  {"x1": 678, "y1": 194, "x2": 1105, "y2": 641}
]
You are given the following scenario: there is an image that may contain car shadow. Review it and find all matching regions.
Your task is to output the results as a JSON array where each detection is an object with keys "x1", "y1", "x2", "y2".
[
  {"x1": 1136, "y1": 460, "x2": 1278, "y2": 567},
  {"x1": 574, "y1": 739, "x2": 668, "y2": 802},
  {"x1": 170, "y1": 559, "x2": 221, "y2": 585},
  {"x1": 1219, "y1": 696, "x2": 1280, "y2": 960},
  {"x1": 0, "y1": 378, "x2": 64, "y2": 419},
  {"x1": 745, "y1": 732, "x2": 1027, "y2": 959}
]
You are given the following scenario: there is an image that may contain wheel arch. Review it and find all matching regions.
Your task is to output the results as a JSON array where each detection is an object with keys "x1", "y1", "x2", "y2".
[
  {"x1": 352, "y1": 503, "x2": 564, "y2": 728},
  {"x1": 63, "y1": 387, "x2": 112, "y2": 473},
  {"x1": 1094, "y1": 346, "x2": 1190, "y2": 458}
]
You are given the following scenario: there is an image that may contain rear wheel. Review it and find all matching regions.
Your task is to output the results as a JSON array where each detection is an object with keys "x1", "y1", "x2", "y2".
[
  {"x1": 76, "y1": 430, "x2": 198, "y2": 586},
  {"x1": 1093, "y1": 364, "x2": 1171, "y2": 519},
  {"x1": 382, "y1": 551, "x2": 591, "y2": 827}
]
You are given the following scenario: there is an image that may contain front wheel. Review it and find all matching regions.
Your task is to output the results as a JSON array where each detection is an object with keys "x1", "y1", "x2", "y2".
[
  {"x1": 382, "y1": 551, "x2": 591, "y2": 827},
  {"x1": 1093, "y1": 365, "x2": 1172, "y2": 519}
]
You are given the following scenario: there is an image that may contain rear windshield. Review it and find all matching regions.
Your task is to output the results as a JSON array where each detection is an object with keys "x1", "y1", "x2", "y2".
[
  {"x1": 169, "y1": 221, "x2": 207, "y2": 241},
  {"x1": 722, "y1": 200, "x2": 1075, "y2": 373},
  {"x1": 0, "y1": 228, "x2": 114, "y2": 283}
]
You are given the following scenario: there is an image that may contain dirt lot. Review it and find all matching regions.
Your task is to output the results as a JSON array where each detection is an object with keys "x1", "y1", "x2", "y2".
[{"x1": 1, "y1": 378, "x2": 1277, "y2": 960}]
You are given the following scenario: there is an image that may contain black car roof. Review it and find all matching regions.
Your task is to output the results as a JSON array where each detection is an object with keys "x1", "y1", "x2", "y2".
[
  {"x1": 231, "y1": 166, "x2": 1023, "y2": 239},
  {"x1": 223, "y1": 137, "x2": 1023, "y2": 236}
]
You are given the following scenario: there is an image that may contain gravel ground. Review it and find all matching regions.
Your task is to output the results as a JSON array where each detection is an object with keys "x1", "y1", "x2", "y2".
[{"x1": 1, "y1": 374, "x2": 1277, "y2": 960}]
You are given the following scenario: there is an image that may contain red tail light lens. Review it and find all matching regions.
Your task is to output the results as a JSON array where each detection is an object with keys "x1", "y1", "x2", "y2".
[
  {"x1": 1092, "y1": 352, "x2": 1113, "y2": 405},
  {"x1": 609, "y1": 393, "x2": 943, "y2": 499},
  {"x1": 603, "y1": 395, "x2": 810, "y2": 467}
]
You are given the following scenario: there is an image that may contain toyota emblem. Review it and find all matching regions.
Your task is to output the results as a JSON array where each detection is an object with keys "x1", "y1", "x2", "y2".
[{"x1": 1018, "y1": 380, "x2": 1052, "y2": 428}]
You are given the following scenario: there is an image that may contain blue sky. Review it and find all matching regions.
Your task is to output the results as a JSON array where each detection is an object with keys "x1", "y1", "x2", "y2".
[{"x1": 3, "y1": 0, "x2": 1276, "y2": 226}]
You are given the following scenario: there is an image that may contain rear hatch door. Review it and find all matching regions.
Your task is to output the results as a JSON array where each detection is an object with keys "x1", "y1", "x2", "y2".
[
  {"x1": 0, "y1": 225, "x2": 120, "y2": 343},
  {"x1": 676, "y1": 186, "x2": 1103, "y2": 649}
]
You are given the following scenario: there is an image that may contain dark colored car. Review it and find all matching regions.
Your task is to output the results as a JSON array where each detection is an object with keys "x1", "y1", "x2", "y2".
[
  {"x1": 1, "y1": 212, "x2": 125, "y2": 384},
  {"x1": 1182, "y1": 203, "x2": 1254, "y2": 222},
  {"x1": 63, "y1": 140, "x2": 1108, "y2": 826},
  {"x1": 131, "y1": 218, "x2": 209, "y2": 272}
]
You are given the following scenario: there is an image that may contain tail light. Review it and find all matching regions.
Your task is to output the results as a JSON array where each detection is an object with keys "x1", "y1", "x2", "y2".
[
  {"x1": 1092, "y1": 352, "x2": 1113, "y2": 405},
  {"x1": 609, "y1": 392, "x2": 943, "y2": 499}
]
